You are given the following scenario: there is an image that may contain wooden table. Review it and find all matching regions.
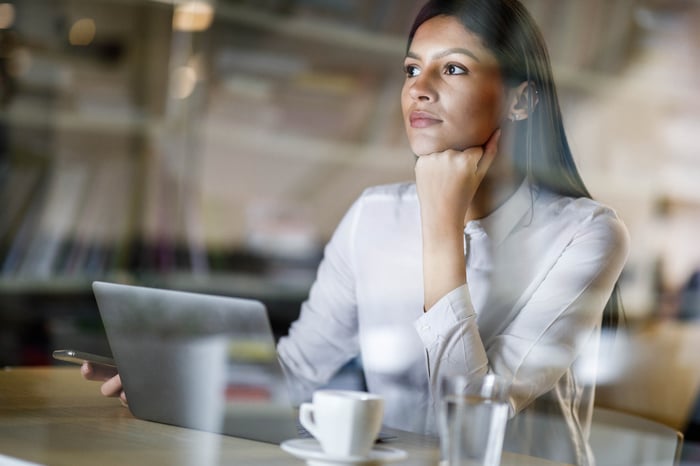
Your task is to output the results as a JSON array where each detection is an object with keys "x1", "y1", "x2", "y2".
[{"x1": 0, "y1": 367, "x2": 570, "y2": 465}]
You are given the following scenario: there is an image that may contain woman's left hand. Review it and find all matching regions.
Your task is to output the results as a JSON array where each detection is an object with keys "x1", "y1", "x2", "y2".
[{"x1": 81, "y1": 362, "x2": 128, "y2": 407}]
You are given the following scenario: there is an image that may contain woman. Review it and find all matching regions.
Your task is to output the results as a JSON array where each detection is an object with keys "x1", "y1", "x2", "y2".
[
  {"x1": 84, "y1": 0, "x2": 628, "y2": 464},
  {"x1": 277, "y1": 0, "x2": 627, "y2": 464}
]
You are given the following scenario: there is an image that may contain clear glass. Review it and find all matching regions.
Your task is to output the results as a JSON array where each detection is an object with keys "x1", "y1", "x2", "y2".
[{"x1": 439, "y1": 374, "x2": 510, "y2": 466}]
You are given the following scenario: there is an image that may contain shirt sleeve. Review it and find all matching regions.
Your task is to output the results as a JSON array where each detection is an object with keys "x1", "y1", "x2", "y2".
[
  {"x1": 414, "y1": 207, "x2": 630, "y2": 417},
  {"x1": 413, "y1": 284, "x2": 489, "y2": 387},
  {"x1": 493, "y1": 209, "x2": 629, "y2": 415},
  {"x1": 276, "y1": 196, "x2": 363, "y2": 405}
]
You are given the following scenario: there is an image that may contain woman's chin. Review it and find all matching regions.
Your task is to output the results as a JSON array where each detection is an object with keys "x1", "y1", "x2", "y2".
[
  {"x1": 408, "y1": 137, "x2": 470, "y2": 156},
  {"x1": 409, "y1": 142, "x2": 447, "y2": 157},
  {"x1": 407, "y1": 132, "x2": 491, "y2": 156}
]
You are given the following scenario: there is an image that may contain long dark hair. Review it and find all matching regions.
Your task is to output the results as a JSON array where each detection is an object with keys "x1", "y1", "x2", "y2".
[{"x1": 408, "y1": 0, "x2": 623, "y2": 328}]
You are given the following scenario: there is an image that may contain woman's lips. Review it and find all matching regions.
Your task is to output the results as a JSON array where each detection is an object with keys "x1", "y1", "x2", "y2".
[{"x1": 409, "y1": 111, "x2": 442, "y2": 128}]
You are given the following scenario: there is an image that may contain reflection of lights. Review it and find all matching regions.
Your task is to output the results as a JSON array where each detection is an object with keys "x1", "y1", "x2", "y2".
[
  {"x1": 361, "y1": 326, "x2": 423, "y2": 374},
  {"x1": 576, "y1": 329, "x2": 629, "y2": 385},
  {"x1": 0, "y1": 3, "x2": 15, "y2": 29},
  {"x1": 173, "y1": 1, "x2": 214, "y2": 32},
  {"x1": 171, "y1": 65, "x2": 198, "y2": 99},
  {"x1": 69, "y1": 18, "x2": 96, "y2": 46},
  {"x1": 187, "y1": 53, "x2": 206, "y2": 78},
  {"x1": 224, "y1": 76, "x2": 273, "y2": 100}
]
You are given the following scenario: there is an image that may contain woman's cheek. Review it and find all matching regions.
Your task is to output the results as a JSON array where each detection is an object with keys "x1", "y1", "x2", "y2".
[{"x1": 462, "y1": 97, "x2": 504, "y2": 146}]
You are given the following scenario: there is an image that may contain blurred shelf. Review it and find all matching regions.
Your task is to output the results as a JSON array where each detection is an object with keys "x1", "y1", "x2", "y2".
[
  {"x1": 136, "y1": 270, "x2": 315, "y2": 301},
  {"x1": 0, "y1": 270, "x2": 314, "y2": 301},
  {"x1": 204, "y1": 119, "x2": 411, "y2": 169},
  {"x1": 214, "y1": 3, "x2": 408, "y2": 57},
  {"x1": 0, "y1": 276, "x2": 96, "y2": 294},
  {"x1": 1, "y1": 106, "x2": 412, "y2": 168},
  {"x1": 0, "y1": 107, "x2": 158, "y2": 136}
]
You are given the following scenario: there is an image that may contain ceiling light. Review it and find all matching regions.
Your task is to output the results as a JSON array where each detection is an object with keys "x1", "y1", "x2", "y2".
[{"x1": 173, "y1": 1, "x2": 214, "y2": 32}]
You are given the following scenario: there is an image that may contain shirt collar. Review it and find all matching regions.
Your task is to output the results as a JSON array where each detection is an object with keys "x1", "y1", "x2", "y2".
[{"x1": 465, "y1": 180, "x2": 536, "y2": 246}]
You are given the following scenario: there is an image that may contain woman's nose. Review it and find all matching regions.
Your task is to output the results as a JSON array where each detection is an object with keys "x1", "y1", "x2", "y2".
[{"x1": 408, "y1": 73, "x2": 437, "y2": 102}]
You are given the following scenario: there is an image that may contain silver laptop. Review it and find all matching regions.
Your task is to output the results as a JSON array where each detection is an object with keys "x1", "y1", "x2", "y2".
[{"x1": 92, "y1": 281, "x2": 299, "y2": 444}]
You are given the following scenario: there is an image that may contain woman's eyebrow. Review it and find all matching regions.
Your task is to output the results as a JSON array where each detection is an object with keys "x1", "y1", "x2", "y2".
[{"x1": 405, "y1": 47, "x2": 481, "y2": 63}]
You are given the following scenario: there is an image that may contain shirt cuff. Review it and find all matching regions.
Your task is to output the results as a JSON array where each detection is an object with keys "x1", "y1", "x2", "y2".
[{"x1": 413, "y1": 284, "x2": 475, "y2": 348}]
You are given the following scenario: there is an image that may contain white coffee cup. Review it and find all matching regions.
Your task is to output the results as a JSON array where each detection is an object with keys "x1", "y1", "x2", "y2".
[{"x1": 299, "y1": 389, "x2": 384, "y2": 458}]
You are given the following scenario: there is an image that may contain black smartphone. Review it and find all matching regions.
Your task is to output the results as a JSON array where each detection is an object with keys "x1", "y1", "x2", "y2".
[{"x1": 52, "y1": 349, "x2": 116, "y2": 368}]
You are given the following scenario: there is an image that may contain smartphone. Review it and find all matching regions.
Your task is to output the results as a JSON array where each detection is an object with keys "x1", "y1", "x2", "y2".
[{"x1": 52, "y1": 349, "x2": 116, "y2": 368}]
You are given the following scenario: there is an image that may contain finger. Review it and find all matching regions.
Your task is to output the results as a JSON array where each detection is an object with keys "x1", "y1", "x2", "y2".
[
  {"x1": 80, "y1": 362, "x2": 93, "y2": 379},
  {"x1": 478, "y1": 128, "x2": 502, "y2": 173},
  {"x1": 119, "y1": 392, "x2": 129, "y2": 407},
  {"x1": 81, "y1": 362, "x2": 118, "y2": 381},
  {"x1": 100, "y1": 375, "x2": 124, "y2": 398},
  {"x1": 484, "y1": 128, "x2": 502, "y2": 156}
]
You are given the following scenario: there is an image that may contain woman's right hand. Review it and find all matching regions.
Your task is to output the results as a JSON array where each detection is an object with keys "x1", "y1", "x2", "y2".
[
  {"x1": 414, "y1": 128, "x2": 501, "y2": 231},
  {"x1": 415, "y1": 129, "x2": 501, "y2": 310},
  {"x1": 81, "y1": 362, "x2": 128, "y2": 407}
]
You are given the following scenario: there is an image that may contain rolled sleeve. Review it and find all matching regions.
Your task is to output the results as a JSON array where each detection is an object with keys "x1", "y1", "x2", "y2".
[
  {"x1": 414, "y1": 285, "x2": 474, "y2": 347},
  {"x1": 413, "y1": 284, "x2": 489, "y2": 406}
]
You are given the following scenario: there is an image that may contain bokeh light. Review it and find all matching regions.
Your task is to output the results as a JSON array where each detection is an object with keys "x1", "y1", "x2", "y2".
[
  {"x1": 0, "y1": 3, "x2": 15, "y2": 29},
  {"x1": 68, "y1": 18, "x2": 96, "y2": 46}
]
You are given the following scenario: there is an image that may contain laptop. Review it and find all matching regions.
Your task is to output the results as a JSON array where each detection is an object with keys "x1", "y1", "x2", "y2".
[{"x1": 92, "y1": 280, "x2": 300, "y2": 444}]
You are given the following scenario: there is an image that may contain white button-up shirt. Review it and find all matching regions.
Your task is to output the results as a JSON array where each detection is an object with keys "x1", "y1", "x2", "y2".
[{"x1": 278, "y1": 181, "x2": 629, "y2": 465}]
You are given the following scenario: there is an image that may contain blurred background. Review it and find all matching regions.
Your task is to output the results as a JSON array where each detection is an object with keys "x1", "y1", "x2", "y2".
[{"x1": 0, "y1": 0, "x2": 698, "y2": 462}]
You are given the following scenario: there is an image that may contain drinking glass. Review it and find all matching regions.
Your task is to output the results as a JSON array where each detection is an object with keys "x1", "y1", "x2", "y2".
[{"x1": 439, "y1": 374, "x2": 511, "y2": 466}]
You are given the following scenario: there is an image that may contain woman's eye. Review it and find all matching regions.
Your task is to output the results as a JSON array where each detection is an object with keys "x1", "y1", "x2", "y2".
[
  {"x1": 405, "y1": 64, "x2": 420, "y2": 77},
  {"x1": 445, "y1": 64, "x2": 467, "y2": 75}
]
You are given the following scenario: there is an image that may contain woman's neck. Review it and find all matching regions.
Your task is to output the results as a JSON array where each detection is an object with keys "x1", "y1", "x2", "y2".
[{"x1": 465, "y1": 171, "x2": 524, "y2": 225}]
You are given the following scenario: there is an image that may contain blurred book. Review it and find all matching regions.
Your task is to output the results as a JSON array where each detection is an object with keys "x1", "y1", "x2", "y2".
[
  {"x1": 0, "y1": 162, "x2": 45, "y2": 251},
  {"x1": 0, "y1": 163, "x2": 48, "y2": 276},
  {"x1": 61, "y1": 156, "x2": 135, "y2": 275},
  {"x1": 15, "y1": 161, "x2": 89, "y2": 278}
]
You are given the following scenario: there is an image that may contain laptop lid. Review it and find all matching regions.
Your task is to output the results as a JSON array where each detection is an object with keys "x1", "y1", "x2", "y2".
[{"x1": 92, "y1": 281, "x2": 299, "y2": 444}]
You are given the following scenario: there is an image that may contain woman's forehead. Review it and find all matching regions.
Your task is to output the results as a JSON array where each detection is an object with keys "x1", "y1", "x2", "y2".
[{"x1": 409, "y1": 15, "x2": 498, "y2": 64}]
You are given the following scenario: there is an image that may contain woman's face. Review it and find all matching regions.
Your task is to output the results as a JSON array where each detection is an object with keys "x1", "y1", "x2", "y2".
[{"x1": 401, "y1": 15, "x2": 508, "y2": 156}]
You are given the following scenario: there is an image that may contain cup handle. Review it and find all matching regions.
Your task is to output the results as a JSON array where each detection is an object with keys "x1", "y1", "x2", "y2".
[{"x1": 299, "y1": 402, "x2": 318, "y2": 438}]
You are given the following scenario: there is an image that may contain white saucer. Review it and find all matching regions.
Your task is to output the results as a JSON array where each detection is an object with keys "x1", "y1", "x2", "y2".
[{"x1": 280, "y1": 438, "x2": 407, "y2": 465}]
